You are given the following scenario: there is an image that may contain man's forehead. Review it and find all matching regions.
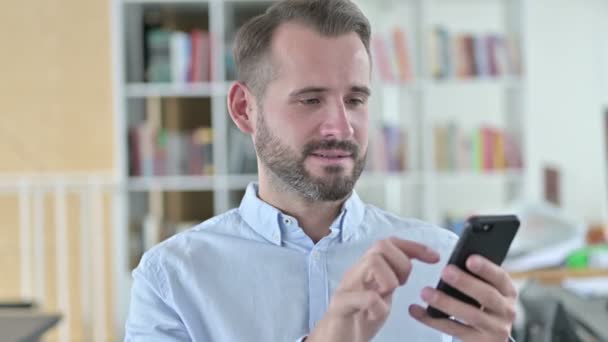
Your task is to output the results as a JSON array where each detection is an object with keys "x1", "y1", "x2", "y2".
[{"x1": 268, "y1": 22, "x2": 371, "y2": 84}]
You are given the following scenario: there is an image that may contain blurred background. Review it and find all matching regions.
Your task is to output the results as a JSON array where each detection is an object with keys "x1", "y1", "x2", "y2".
[{"x1": 1, "y1": 0, "x2": 608, "y2": 341}]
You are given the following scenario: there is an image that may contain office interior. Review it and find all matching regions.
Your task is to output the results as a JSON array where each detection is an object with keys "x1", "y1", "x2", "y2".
[{"x1": 1, "y1": 0, "x2": 608, "y2": 341}]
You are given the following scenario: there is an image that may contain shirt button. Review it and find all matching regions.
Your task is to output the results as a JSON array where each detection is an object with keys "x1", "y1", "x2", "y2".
[{"x1": 283, "y1": 218, "x2": 291, "y2": 225}]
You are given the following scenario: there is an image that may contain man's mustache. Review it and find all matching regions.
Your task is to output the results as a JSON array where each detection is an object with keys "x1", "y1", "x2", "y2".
[{"x1": 302, "y1": 140, "x2": 359, "y2": 158}]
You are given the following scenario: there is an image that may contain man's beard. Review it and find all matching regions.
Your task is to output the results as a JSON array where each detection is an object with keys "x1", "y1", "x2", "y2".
[{"x1": 254, "y1": 113, "x2": 366, "y2": 202}]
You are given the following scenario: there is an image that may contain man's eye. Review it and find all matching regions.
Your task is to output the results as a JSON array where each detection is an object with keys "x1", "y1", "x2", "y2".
[
  {"x1": 301, "y1": 98, "x2": 321, "y2": 105},
  {"x1": 347, "y1": 98, "x2": 365, "y2": 106}
]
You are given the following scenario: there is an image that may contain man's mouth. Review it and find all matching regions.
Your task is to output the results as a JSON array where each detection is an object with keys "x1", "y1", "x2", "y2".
[{"x1": 310, "y1": 150, "x2": 353, "y2": 159}]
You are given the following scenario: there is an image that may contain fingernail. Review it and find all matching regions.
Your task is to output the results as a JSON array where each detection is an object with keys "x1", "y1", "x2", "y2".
[
  {"x1": 408, "y1": 304, "x2": 421, "y2": 318},
  {"x1": 425, "y1": 247, "x2": 440, "y2": 261},
  {"x1": 443, "y1": 267, "x2": 458, "y2": 283},
  {"x1": 421, "y1": 287, "x2": 436, "y2": 303},
  {"x1": 468, "y1": 256, "x2": 481, "y2": 272}
]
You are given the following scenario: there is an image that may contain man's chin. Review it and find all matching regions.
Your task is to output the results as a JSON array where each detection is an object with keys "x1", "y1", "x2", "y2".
[{"x1": 306, "y1": 162, "x2": 351, "y2": 176}]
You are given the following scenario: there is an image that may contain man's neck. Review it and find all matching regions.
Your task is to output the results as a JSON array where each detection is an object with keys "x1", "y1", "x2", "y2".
[{"x1": 257, "y1": 173, "x2": 346, "y2": 244}]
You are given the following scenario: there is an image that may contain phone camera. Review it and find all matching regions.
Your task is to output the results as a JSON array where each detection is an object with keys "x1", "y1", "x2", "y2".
[{"x1": 482, "y1": 224, "x2": 493, "y2": 231}]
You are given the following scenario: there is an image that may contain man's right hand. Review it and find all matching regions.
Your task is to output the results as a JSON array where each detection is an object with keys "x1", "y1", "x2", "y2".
[{"x1": 306, "y1": 237, "x2": 440, "y2": 342}]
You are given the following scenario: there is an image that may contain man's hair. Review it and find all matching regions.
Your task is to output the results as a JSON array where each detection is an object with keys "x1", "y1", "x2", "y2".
[{"x1": 233, "y1": 0, "x2": 372, "y2": 99}]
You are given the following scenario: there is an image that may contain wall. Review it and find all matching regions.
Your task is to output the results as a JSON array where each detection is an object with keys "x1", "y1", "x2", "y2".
[
  {"x1": 0, "y1": 0, "x2": 114, "y2": 340},
  {"x1": 523, "y1": 0, "x2": 608, "y2": 223}
]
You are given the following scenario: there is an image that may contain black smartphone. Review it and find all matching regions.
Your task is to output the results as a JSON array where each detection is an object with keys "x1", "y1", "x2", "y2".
[{"x1": 427, "y1": 215, "x2": 520, "y2": 319}]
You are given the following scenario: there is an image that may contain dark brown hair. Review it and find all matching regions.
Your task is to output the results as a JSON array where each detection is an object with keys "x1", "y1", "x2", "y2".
[{"x1": 233, "y1": 0, "x2": 372, "y2": 99}]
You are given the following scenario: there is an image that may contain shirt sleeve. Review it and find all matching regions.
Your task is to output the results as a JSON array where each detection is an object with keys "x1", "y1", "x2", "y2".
[{"x1": 124, "y1": 257, "x2": 191, "y2": 342}]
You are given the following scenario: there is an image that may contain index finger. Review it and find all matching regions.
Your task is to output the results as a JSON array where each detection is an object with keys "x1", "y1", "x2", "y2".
[{"x1": 389, "y1": 238, "x2": 440, "y2": 264}]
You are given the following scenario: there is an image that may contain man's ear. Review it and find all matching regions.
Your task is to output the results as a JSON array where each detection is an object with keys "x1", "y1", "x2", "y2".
[{"x1": 227, "y1": 81, "x2": 256, "y2": 134}]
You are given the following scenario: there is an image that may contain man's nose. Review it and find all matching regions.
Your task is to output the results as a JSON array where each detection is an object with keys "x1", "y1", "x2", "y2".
[{"x1": 318, "y1": 101, "x2": 355, "y2": 140}]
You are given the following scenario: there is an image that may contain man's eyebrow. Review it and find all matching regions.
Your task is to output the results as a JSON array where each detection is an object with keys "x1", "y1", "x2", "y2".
[
  {"x1": 351, "y1": 85, "x2": 371, "y2": 97},
  {"x1": 288, "y1": 86, "x2": 372, "y2": 97},
  {"x1": 288, "y1": 87, "x2": 329, "y2": 97}
]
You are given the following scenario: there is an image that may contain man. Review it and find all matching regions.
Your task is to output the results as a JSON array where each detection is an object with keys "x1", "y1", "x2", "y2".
[{"x1": 125, "y1": 1, "x2": 518, "y2": 341}]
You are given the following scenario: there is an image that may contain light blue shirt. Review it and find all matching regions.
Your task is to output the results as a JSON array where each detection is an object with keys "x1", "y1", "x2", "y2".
[{"x1": 125, "y1": 183, "x2": 458, "y2": 341}]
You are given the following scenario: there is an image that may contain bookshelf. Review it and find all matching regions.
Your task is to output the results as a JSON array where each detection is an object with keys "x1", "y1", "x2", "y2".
[{"x1": 111, "y1": 0, "x2": 527, "y2": 336}]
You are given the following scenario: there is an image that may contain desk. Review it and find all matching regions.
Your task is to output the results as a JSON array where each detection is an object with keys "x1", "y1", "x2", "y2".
[
  {"x1": 510, "y1": 268, "x2": 608, "y2": 284},
  {"x1": 0, "y1": 309, "x2": 61, "y2": 342}
]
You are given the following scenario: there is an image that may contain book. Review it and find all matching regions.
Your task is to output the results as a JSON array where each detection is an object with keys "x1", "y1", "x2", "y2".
[
  {"x1": 146, "y1": 28, "x2": 172, "y2": 82},
  {"x1": 493, "y1": 129, "x2": 507, "y2": 170},
  {"x1": 487, "y1": 35, "x2": 499, "y2": 77},
  {"x1": 188, "y1": 30, "x2": 203, "y2": 82},
  {"x1": 170, "y1": 31, "x2": 190, "y2": 83},
  {"x1": 383, "y1": 125, "x2": 407, "y2": 171},
  {"x1": 504, "y1": 132, "x2": 523, "y2": 169},
  {"x1": 128, "y1": 125, "x2": 214, "y2": 177},
  {"x1": 193, "y1": 127, "x2": 214, "y2": 175},
  {"x1": 371, "y1": 34, "x2": 394, "y2": 82},
  {"x1": 463, "y1": 35, "x2": 477, "y2": 77},
  {"x1": 128, "y1": 127, "x2": 141, "y2": 176},
  {"x1": 473, "y1": 35, "x2": 490, "y2": 77},
  {"x1": 471, "y1": 129, "x2": 482, "y2": 171},
  {"x1": 481, "y1": 126, "x2": 495, "y2": 171},
  {"x1": 454, "y1": 35, "x2": 470, "y2": 78},
  {"x1": 392, "y1": 28, "x2": 414, "y2": 82},
  {"x1": 428, "y1": 28, "x2": 442, "y2": 79},
  {"x1": 446, "y1": 121, "x2": 459, "y2": 170},
  {"x1": 437, "y1": 27, "x2": 453, "y2": 79},
  {"x1": 435, "y1": 125, "x2": 449, "y2": 171},
  {"x1": 189, "y1": 29, "x2": 212, "y2": 82},
  {"x1": 428, "y1": 28, "x2": 520, "y2": 80},
  {"x1": 433, "y1": 123, "x2": 521, "y2": 172},
  {"x1": 364, "y1": 124, "x2": 407, "y2": 172},
  {"x1": 199, "y1": 31, "x2": 211, "y2": 82}
]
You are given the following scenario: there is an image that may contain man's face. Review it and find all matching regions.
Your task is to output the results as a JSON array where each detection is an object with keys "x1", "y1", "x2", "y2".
[{"x1": 253, "y1": 22, "x2": 371, "y2": 201}]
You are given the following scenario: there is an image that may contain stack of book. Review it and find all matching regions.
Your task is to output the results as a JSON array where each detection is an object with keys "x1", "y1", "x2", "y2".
[
  {"x1": 371, "y1": 27, "x2": 415, "y2": 83},
  {"x1": 128, "y1": 125, "x2": 214, "y2": 177},
  {"x1": 428, "y1": 26, "x2": 522, "y2": 80},
  {"x1": 434, "y1": 122, "x2": 522, "y2": 172},
  {"x1": 145, "y1": 28, "x2": 212, "y2": 83},
  {"x1": 366, "y1": 124, "x2": 408, "y2": 172}
]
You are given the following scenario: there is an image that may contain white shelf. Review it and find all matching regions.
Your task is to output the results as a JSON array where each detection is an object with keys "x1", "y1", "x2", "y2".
[
  {"x1": 434, "y1": 169, "x2": 524, "y2": 183},
  {"x1": 125, "y1": 82, "x2": 230, "y2": 98},
  {"x1": 422, "y1": 76, "x2": 522, "y2": 89},
  {"x1": 358, "y1": 171, "x2": 421, "y2": 187},
  {"x1": 123, "y1": 78, "x2": 520, "y2": 99},
  {"x1": 112, "y1": 0, "x2": 528, "y2": 339},
  {"x1": 127, "y1": 174, "x2": 257, "y2": 191},
  {"x1": 122, "y1": 0, "x2": 210, "y2": 4},
  {"x1": 127, "y1": 173, "x2": 427, "y2": 191},
  {"x1": 372, "y1": 77, "x2": 522, "y2": 94}
]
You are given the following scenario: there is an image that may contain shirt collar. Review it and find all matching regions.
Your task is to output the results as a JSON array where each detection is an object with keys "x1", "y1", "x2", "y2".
[{"x1": 238, "y1": 182, "x2": 365, "y2": 245}]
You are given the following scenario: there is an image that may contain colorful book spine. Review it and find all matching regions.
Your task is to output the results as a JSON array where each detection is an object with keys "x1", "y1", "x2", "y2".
[
  {"x1": 428, "y1": 28, "x2": 520, "y2": 80},
  {"x1": 170, "y1": 31, "x2": 190, "y2": 83},
  {"x1": 145, "y1": 28, "x2": 211, "y2": 84},
  {"x1": 392, "y1": 28, "x2": 414, "y2": 82},
  {"x1": 371, "y1": 34, "x2": 394, "y2": 82},
  {"x1": 432, "y1": 123, "x2": 521, "y2": 173}
]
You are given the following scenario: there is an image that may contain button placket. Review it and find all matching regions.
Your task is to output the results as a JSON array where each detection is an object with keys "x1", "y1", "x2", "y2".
[{"x1": 308, "y1": 245, "x2": 329, "y2": 331}]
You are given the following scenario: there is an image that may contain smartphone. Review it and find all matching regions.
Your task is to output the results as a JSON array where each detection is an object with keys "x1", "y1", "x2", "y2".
[{"x1": 427, "y1": 215, "x2": 520, "y2": 319}]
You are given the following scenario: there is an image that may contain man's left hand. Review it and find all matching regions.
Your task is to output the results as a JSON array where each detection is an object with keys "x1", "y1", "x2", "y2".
[{"x1": 408, "y1": 255, "x2": 517, "y2": 342}]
